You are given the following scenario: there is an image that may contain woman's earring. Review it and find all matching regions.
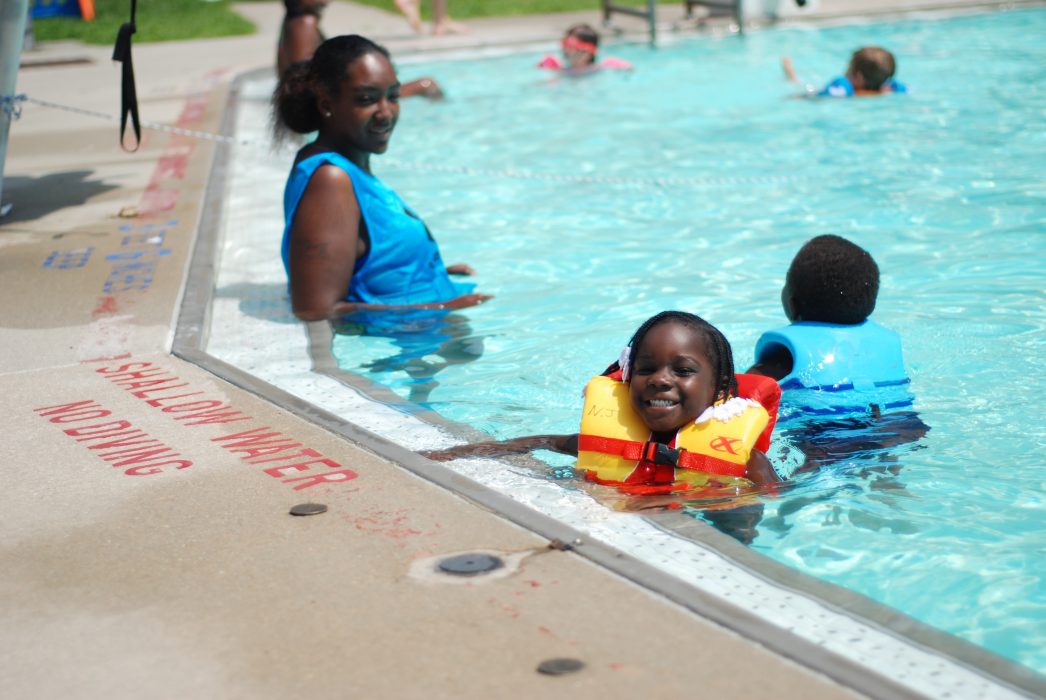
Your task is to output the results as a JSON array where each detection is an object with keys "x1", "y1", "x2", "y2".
[{"x1": 324, "y1": 111, "x2": 332, "y2": 118}]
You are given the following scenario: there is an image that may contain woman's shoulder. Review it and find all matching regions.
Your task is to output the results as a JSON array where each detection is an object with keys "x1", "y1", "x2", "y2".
[{"x1": 293, "y1": 149, "x2": 362, "y2": 175}]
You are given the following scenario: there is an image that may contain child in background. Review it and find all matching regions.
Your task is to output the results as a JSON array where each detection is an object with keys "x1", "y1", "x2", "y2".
[
  {"x1": 747, "y1": 235, "x2": 927, "y2": 469},
  {"x1": 782, "y1": 46, "x2": 906, "y2": 97},
  {"x1": 425, "y1": 311, "x2": 780, "y2": 490},
  {"x1": 538, "y1": 23, "x2": 633, "y2": 73},
  {"x1": 747, "y1": 235, "x2": 906, "y2": 391},
  {"x1": 393, "y1": 0, "x2": 467, "y2": 35}
]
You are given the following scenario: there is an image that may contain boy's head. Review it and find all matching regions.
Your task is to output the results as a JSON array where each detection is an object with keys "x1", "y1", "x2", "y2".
[
  {"x1": 783, "y1": 235, "x2": 879, "y2": 325},
  {"x1": 845, "y1": 46, "x2": 896, "y2": 91},
  {"x1": 562, "y1": 23, "x2": 599, "y2": 68}
]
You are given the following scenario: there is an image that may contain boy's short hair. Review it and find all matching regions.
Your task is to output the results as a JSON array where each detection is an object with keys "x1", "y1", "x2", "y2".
[
  {"x1": 566, "y1": 23, "x2": 600, "y2": 48},
  {"x1": 787, "y1": 235, "x2": 879, "y2": 325},
  {"x1": 849, "y1": 47, "x2": 896, "y2": 90}
]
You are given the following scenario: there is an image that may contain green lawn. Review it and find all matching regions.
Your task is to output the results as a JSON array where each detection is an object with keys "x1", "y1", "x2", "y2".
[
  {"x1": 30, "y1": 0, "x2": 647, "y2": 45},
  {"x1": 31, "y1": 0, "x2": 255, "y2": 45},
  {"x1": 344, "y1": 0, "x2": 647, "y2": 20}
]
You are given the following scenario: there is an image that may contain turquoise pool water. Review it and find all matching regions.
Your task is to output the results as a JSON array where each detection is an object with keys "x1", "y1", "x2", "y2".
[{"x1": 329, "y1": 9, "x2": 1046, "y2": 673}]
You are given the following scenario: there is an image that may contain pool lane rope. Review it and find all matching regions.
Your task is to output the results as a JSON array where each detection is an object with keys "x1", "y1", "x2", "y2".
[{"x1": 15, "y1": 94, "x2": 803, "y2": 188}]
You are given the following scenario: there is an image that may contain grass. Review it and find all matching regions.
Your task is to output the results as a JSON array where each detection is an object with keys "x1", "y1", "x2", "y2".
[
  {"x1": 31, "y1": 0, "x2": 256, "y2": 45},
  {"x1": 30, "y1": 0, "x2": 649, "y2": 45},
  {"x1": 344, "y1": 0, "x2": 648, "y2": 20}
]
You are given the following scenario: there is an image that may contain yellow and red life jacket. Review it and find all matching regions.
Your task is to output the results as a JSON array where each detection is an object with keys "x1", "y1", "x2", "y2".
[{"x1": 576, "y1": 373, "x2": 780, "y2": 495}]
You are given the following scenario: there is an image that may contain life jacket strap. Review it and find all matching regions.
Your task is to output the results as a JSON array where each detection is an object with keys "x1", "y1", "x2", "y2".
[{"x1": 577, "y1": 435, "x2": 744, "y2": 477}]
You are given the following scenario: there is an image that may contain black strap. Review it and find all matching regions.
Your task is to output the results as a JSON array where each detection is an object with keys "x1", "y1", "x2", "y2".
[{"x1": 112, "y1": 0, "x2": 140, "y2": 152}]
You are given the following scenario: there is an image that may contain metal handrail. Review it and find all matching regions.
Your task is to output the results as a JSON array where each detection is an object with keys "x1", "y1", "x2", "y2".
[{"x1": 600, "y1": 0, "x2": 743, "y2": 44}]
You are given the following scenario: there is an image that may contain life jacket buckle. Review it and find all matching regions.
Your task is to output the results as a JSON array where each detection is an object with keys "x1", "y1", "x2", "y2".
[{"x1": 642, "y1": 442, "x2": 681, "y2": 466}]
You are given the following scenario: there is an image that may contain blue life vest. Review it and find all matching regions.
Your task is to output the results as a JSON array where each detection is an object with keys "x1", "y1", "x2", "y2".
[
  {"x1": 282, "y1": 152, "x2": 473, "y2": 305},
  {"x1": 818, "y1": 75, "x2": 907, "y2": 97},
  {"x1": 754, "y1": 321, "x2": 913, "y2": 417}
]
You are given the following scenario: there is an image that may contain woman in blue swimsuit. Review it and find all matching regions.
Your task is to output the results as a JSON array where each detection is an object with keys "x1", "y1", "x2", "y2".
[{"x1": 272, "y1": 35, "x2": 488, "y2": 321}]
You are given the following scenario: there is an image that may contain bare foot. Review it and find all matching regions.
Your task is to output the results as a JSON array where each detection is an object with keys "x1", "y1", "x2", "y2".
[
  {"x1": 394, "y1": 0, "x2": 423, "y2": 32},
  {"x1": 433, "y1": 18, "x2": 468, "y2": 35}
]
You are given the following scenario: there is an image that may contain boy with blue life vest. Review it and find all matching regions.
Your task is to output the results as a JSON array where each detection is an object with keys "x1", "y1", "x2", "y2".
[
  {"x1": 747, "y1": 235, "x2": 927, "y2": 467},
  {"x1": 782, "y1": 46, "x2": 906, "y2": 98}
]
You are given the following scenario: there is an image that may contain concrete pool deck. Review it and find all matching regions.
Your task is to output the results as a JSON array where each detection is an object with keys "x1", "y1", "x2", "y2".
[{"x1": 2, "y1": 1, "x2": 1044, "y2": 698}]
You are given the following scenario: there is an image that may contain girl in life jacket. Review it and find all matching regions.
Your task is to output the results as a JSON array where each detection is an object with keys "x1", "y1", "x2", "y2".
[
  {"x1": 423, "y1": 311, "x2": 781, "y2": 495},
  {"x1": 537, "y1": 23, "x2": 633, "y2": 74}
]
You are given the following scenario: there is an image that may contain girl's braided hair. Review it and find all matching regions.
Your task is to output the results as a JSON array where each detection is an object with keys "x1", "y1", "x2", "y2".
[{"x1": 604, "y1": 311, "x2": 738, "y2": 401}]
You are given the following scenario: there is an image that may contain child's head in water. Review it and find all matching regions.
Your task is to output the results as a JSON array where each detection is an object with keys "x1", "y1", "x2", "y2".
[
  {"x1": 618, "y1": 311, "x2": 738, "y2": 434},
  {"x1": 845, "y1": 46, "x2": 897, "y2": 91},
  {"x1": 782, "y1": 235, "x2": 879, "y2": 325},
  {"x1": 561, "y1": 23, "x2": 600, "y2": 69}
]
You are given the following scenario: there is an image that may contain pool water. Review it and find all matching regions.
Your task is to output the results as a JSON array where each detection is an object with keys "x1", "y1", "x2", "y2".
[
  {"x1": 326, "y1": 6, "x2": 1046, "y2": 669},
  {"x1": 325, "y1": 9, "x2": 1046, "y2": 674}
]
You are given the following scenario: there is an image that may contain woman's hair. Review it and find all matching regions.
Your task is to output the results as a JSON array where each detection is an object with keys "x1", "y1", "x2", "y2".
[
  {"x1": 565, "y1": 23, "x2": 599, "y2": 49},
  {"x1": 849, "y1": 46, "x2": 896, "y2": 90},
  {"x1": 786, "y1": 235, "x2": 879, "y2": 324},
  {"x1": 272, "y1": 34, "x2": 391, "y2": 137},
  {"x1": 607, "y1": 311, "x2": 738, "y2": 401}
]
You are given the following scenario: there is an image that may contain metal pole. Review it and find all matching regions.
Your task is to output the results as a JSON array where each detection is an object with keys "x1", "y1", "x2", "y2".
[
  {"x1": 647, "y1": 0, "x2": 656, "y2": 45},
  {"x1": 1, "y1": 0, "x2": 30, "y2": 216}
]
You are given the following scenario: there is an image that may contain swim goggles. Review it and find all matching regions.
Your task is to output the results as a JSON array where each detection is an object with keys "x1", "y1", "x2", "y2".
[{"x1": 561, "y1": 35, "x2": 598, "y2": 55}]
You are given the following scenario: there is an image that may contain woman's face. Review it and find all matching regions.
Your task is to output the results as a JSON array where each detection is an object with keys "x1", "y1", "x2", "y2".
[
  {"x1": 628, "y1": 322, "x2": 717, "y2": 434},
  {"x1": 322, "y1": 52, "x2": 400, "y2": 154}
]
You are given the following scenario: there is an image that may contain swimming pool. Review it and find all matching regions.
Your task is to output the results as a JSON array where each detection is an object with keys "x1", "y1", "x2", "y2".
[{"x1": 203, "y1": 6, "x2": 1046, "y2": 693}]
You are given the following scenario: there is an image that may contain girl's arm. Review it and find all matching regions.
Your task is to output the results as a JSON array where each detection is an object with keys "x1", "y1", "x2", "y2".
[
  {"x1": 422, "y1": 434, "x2": 578, "y2": 462},
  {"x1": 745, "y1": 449, "x2": 781, "y2": 485}
]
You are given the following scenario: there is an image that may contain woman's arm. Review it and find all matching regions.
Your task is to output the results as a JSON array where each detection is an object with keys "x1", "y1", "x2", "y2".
[
  {"x1": 422, "y1": 434, "x2": 578, "y2": 462},
  {"x1": 288, "y1": 165, "x2": 363, "y2": 321}
]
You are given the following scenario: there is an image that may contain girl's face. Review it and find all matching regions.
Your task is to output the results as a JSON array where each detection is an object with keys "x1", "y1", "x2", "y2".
[
  {"x1": 628, "y1": 321, "x2": 717, "y2": 434},
  {"x1": 562, "y1": 34, "x2": 596, "y2": 69},
  {"x1": 320, "y1": 52, "x2": 400, "y2": 154}
]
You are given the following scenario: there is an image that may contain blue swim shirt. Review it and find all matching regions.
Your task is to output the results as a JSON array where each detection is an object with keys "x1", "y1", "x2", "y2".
[
  {"x1": 282, "y1": 152, "x2": 473, "y2": 306},
  {"x1": 817, "y1": 75, "x2": 907, "y2": 97}
]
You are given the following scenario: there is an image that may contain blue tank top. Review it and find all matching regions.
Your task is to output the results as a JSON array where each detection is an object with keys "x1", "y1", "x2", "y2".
[
  {"x1": 282, "y1": 152, "x2": 473, "y2": 305},
  {"x1": 754, "y1": 320, "x2": 913, "y2": 416}
]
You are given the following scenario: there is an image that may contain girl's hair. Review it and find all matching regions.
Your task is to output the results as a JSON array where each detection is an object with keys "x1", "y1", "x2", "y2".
[
  {"x1": 272, "y1": 34, "x2": 391, "y2": 137},
  {"x1": 565, "y1": 23, "x2": 599, "y2": 49},
  {"x1": 606, "y1": 311, "x2": 738, "y2": 401}
]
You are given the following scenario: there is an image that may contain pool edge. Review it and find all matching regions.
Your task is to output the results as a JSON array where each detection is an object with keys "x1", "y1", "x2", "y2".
[{"x1": 175, "y1": 55, "x2": 1046, "y2": 700}]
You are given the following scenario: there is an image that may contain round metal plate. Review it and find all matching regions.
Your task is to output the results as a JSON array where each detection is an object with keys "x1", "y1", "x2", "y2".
[
  {"x1": 437, "y1": 553, "x2": 504, "y2": 575},
  {"x1": 537, "y1": 658, "x2": 585, "y2": 676},
  {"x1": 289, "y1": 503, "x2": 328, "y2": 516}
]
